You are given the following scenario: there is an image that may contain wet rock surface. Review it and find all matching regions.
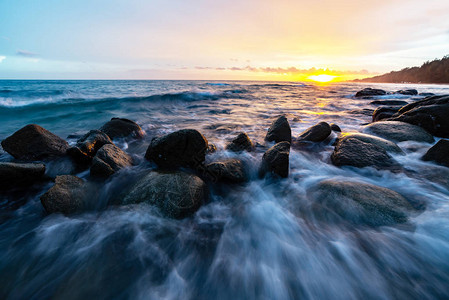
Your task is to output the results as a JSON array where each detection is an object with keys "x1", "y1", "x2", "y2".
[
  {"x1": 297, "y1": 122, "x2": 331, "y2": 143},
  {"x1": 259, "y1": 141, "x2": 290, "y2": 178},
  {"x1": 355, "y1": 88, "x2": 387, "y2": 97},
  {"x1": 90, "y1": 144, "x2": 133, "y2": 178},
  {"x1": 67, "y1": 130, "x2": 113, "y2": 164},
  {"x1": 363, "y1": 121, "x2": 434, "y2": 143},
  {"x1": 422, "y1": 139, "x2": 449, "y2": 168},
  {"x1": 99, "y1": 118, "x2": 144, "y2": 140},
  {"x1": 226, "y1": 132, "x2": 254, "y2": 152},
  {"x1": 0, "y1": 162, "x2": 46, "y2": 190},
  {"x1": 265, "y1": 115, "x2": 292, "y2": 143},
  {"x1": 205, "y1": 159, "x2": 247, "y2": 183}
]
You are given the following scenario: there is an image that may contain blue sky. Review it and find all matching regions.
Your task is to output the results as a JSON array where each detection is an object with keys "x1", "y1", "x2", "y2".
[{"x1": 0, "y1": 0, "x2": 448, "y2": 80}]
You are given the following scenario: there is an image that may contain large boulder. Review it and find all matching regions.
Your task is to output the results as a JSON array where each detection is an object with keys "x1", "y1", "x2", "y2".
[
  {"x1": 370, "y1": 100, "x2": 408, "y2": 106},
  {"x1": 259, "y1": 141, "x2": 290, "y2": 178},
  {"x1": 396, "y1": 89, "x2": 418, "y2": 96},
  {"x1": 355, "y1": 88, "x2": 387, "y2": 97},
  {"x1": 67, "y1": 130, "x2": 113, "y2": 164},
  {"x1": 205, "y1": 159, "x2": 247, "y2": 183},
  {"x1": 225, "y1": 132, "x2": 254, "y2": 152},
  {"x1": 1, "y1": 124, "x2": 68, "y2": 160},
  {"x1": 145, "y1": 129, "x2": 208, "y2": 169},
  {"x1": 40, "y1": 175, "x2": 92, "y2": 214},
  {"x1": 297, "y1": 122, "x2": 331, "y2": 143},
  {"x1": 99, "y1": 118, "x2": 144, "y2": 140},
  {"x1": 422, "y1": 139, "x2": 449, "y2": 168},
  {"x1": 363, "y1": 121, "x2": 434, "y2": 143},
  {"x1": 372, "y1": 106, "x2": 400, "y2": 122},
  {"x1": 388, "y1": 95, "x2": 449, "y2": 137},
  {"x1": 338, "y1": 132, "x2": 403, "y2": 154},
  {"x1": 0, "y1": 162, "x2": 46, "y2": 189},
  {"x1": 91, "y1": 144, "x2": 133, "y2": 178},
  {"x1": 308, "y1": 180, "x2": 415, "y2": 226},
  {"x1": 331, "y1": 137, "x2": 400, "y2": 170},
  {"x1": 123, "y1": 171, "x2": 207, "y2": 219},
  {"x1": 265, "y1": 116, "x2": 292, "y2": 143}
]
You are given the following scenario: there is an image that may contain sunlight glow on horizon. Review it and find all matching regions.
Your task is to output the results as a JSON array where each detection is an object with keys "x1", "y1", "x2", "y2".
[{"x1": 307, "y1": 74, "x2": 337, "y2": 83}]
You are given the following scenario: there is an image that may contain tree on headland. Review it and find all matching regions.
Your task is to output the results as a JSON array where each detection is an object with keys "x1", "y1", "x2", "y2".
[{"x1": 355, "y1": 55, "x2": 449, "y2": 84}]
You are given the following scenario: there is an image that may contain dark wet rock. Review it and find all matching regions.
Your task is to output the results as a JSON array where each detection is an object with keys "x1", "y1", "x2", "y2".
[
  {"x1": 372, "y1": 106, "x2": 400, "y2": 122},
  {"x1": 347, "y1": 108, "x2": 374, "y2": 116},
  {"x1": 205, "y1": 159, "x2": 247, "y2": 183},
  {"x1": 388, "y1": 95, "x2": 449, "y2": 138},
  {"x1": 395, "y1": 89, "x2": 418, "y2": 96},
  {"x1": 370, "y1": 100, "x2": 408, "y2": 106},
  {"x1": 145, "y1": 129, "x2": 208, "y2": 169},
  {"x1": 40, "y1": 175, "x2": 92, "y2": 214},
  {"x1": 331, "y1": 137, "x2": 400, "y2": 170},
  {"x1": 207, "y1": 143, "x2": 217, "y2": 154},
  {"x1": 91, "y1": 144, "x2": 133, "y2": 178},
  {"x1": 259, "y1": 141, "x2": 290, "y2": 178},
  {"x1": 355, "y1": 88, "x2": 387, "y2": 97},
  {"x1": 419, "y1": 92, "x2": 434, "y2": 97},
  {"x1": 1, "y1": 124, "x2": 68, "y2": 161},
  {"x1": 422, "y1": 139, "x2": 449, "y2": 168},
  {"x1": 99, "y1": 118, "x2": 144, "y2": 140},
  {"x1": 330, "y1": 123, "x2": 341, "y2": 132},
  {"x1": 298, "y1": 122, "x2": 331, "y2": 142},
  {"x1": 265, "y1": 115, "x2": 292, "y2": 143},
  {"x1": 123, "y1": 171, "x2": 207, "y2": 219},
  {"x1": 226, "y1": 132, "x2": 254, "y2": 152},
  {"x1": 338, "y1": 132, "x2": 403, "y2": 153},
  {"x1": 363, "y1": 121, "x2": 434, "y2": 143},
  {"x1": 0, "y1": 162, "x2": 46, "y2": 190},
  {"x1": 67, "y1": 130, "x2": 113, "y2": 164},
  {"x1": 308, "y1": 180, "x2": 415, "y2": 226}
]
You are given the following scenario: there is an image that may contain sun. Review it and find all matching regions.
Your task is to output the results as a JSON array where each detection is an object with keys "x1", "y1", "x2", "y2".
[{"x1": 307, "y1": 74, "x2": 337, "y2": 83}]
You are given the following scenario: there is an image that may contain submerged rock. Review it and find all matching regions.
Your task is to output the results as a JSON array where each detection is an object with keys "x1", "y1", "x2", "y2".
[
  {"x1": 226, "y1": 132, "x2": 254, "y2": 152},
  {"x1": 330, "y1": 123, "x2": 341, "y2": 132},
  {"x1": 99, "y1": 118, "x2": 144, "y2": 140},
  {"x1": 388, "y1": 95, "x2": 449, "y2": 138},
  {"x1": 205, "y1": 159, "x2": 247, "y2": 183},
  {"x1": 363, "y1": 121, "x2": 434, "y2": 143},
  {"x1": 338, "y1": 132, "x2": 403, "y2": 154},
  {"x1": 331, "y1": 137, "x2": 400, "y2": 170},
  {"x1": 308, "y1": 179, "x2": 414, "y2": 226},
  {"x1": 297, "y1": 122, "x2": 331, "y2": 142},
  {"x1": 355, "y1": 88, "x2": 386, "y2": 97},
  {"x1": 145, "y1": 129, "x2": 208, "y2": 169},
  {"x1": 40, "y1": 175, "x2": 92, "y2": 214},
  {"x1": 0, "y1": 162, "x2": 46, "y2": 190},
  {"x1": 370, "y1": 100, "x2": 408, "y2": 106},
  {"x1": 265, "y1": 115, "x2": 292, "y2": 143},
  {"x1": 259, "y1": 141, "x2": 290, "y2": 178},
  {"x1": 123, "y1": 171, "x2": 207, "y2": 219},
  {"x1": 372, "y1": 106, "x2": 400, "y2": 122},
  {"x1": 91, "y1": 144, "x2": 133, "y2": 178},
  {"x1": 422, "y1": 139, "x2": 449, "y2": 168},
  {"x1": 67, "y1": 130, "x2": 113, "y2": 164},
  {"x1": 396, "y1": 89, "x2": 418, "y2": 96},
  {"x1": 1, "y1": 124, "x2": 68, "y2": 161}
]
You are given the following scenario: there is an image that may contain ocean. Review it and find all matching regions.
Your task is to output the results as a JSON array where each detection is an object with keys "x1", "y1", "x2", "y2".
[{"x1": 1, "y1": 80, "x2": 449, "y2": 299}]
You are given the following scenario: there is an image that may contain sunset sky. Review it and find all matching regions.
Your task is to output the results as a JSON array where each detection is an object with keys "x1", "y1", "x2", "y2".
[{"x1": 0, "y1": 0, "x2": 448, "y2": 81}]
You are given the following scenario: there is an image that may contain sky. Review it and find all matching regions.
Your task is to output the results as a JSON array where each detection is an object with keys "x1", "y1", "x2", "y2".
[{"x1": 0, "y1": 0, "x2": 448, "y2": 81}]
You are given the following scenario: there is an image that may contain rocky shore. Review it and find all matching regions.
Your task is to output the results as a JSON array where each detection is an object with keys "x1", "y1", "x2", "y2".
[{"x1": 1, "y1": 90, "x2": 449, "y2": 226}]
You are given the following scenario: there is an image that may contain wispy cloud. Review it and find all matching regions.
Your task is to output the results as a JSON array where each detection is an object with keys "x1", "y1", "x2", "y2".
[
  {"x1": 16, "y1": 50, "x2": 39, "y2": 57},
  {"x1": 192, "y1": 65, "x2": 374, "y2": 75},
  {"x1": 0, "y1": 56, "x2": 5, "y2": 63}
]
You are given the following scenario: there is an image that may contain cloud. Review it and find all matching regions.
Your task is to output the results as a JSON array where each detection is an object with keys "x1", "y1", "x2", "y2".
[
  {"x1": 0, "y1": 56, "x2": 5, "y2": 63},
  {"x1": 16, "y1": 50, "x2": 39, "y2": 57}
]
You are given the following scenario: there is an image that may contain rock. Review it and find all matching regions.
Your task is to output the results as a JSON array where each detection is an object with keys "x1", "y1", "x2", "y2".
[
  {"x1": 91, "y1": 144, "x2": 133, "y2": 178},
  {"x1": 330, "y1": 123, "x2": 341, "y2": 132},
  {"x1": 338, "y1": 132, "x2": 403, "y2": 153},
  {"x1": 259, "y1": 141, "x2": 290, "y2": 178},
  {"x1": 67, "y1": 130, "x2": 113, "y2": 164},
  {"x1": 0, "y1": 162, "x2": 46, "y2": 189},
  {"x1": 40, "y1": 175, "x2": 90, "y2": 214},
  {"x1": 207, "y1": 143, "x2": 217, "y2": 154},
  {"x1": 370, "y1": 100, "x2": 408, "y2": 106},
  {"x1": 99, "y1": 118, "x2": 144, "y2": 140},
  {"x1": 355, "y1": 88, "x2": 387, "y2": 97},
  {"x1": 422, "y1": 139, "x2": 449, "y2": 168},
  {"x1": 205, "y1": 159, "x2": 247, "y2": 183},
  {"x1": 419, "y1": 93, "x2": 434, "y2": 97},
  {"x1": 331, "y1": 137, "x2": 400, "y2": 170},
  {"x1": 363, "y1": 121, "x2": 434, "y2": 143},
  {"x1": 265, "y1": 115, "x2": 292, "y2": 143},
  {"x1": 372, "y1": 106, "x2": 400, "y2": 122},
  {"x1": 226, "y1": 132, "x2": 254, "y2": 152},
  {"x1": 145, "y1": 129, "x2": 208, "y2": 169},
  {"x1": 388, "y1": 95, "x2": 449, "y2": 138},
  {"x1": 298, "y1": 122, "x2": 331, "y2": 142},
  {"x1": 308, "y1": 180, "x2": 414, "y2": 226},
  {"x1": 395, "y1": 89, "x2": 418, "y2": 96},
  {"x1": 123, "y1": 171, "x2": 207, "y2": 219},
  {"x1": 1, "y1": 124, "x2": 68, "y2": 161}
]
